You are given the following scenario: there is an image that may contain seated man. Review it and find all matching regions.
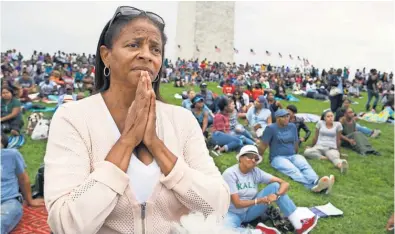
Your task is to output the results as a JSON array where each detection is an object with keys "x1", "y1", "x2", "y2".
[
  {"x1": 38, "y1": 74, "x2": 57, "y2": 101},
  {"x1": 335, "y1": 99, "x2": 381, "y2": 138},
  {"x1": 197, "y1": 83, "x2": 217, "y2": 113},
  {"x1": 1, "y1": 132, "x2": 45, "y2": 233},
  {"x1": 57, "y1": 85, "x2": 77, "y2": 107},
  {"x1": 339, "y1": 108, "x2": 380, "y2": 156},
  {"x1": 286, "y1": 105, "x2": 311, "y2": 146},
  {"x1": 259, "y1": 109, "x2": 335, "y2": 193}
]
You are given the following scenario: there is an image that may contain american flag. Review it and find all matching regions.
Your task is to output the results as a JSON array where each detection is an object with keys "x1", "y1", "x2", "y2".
[
  {"x1": 279, "y1": 52, "x2": 282, "y2": 58},
  {"x1": 215, "y1": 46, "x2": 221, "y2": 53},
  {"x1": 266, "y1": 50, "x2": 271, "y2": 56},
  {"x1": 177, "y1": 45, "x2": 181, "y2": 49},
  {"x1": 297, "y1": 56, "x2": 301, "y2": 60},
  {"x1": 250, "y1": 49, "x2": 256, "y2": 55},
  {"x1": 196, "y1": 46, "x2": 200, "y2": 52},
  {"x1": 233, "y1": 48, "x2": 239, "y2": 54},
  {"x1": 289, "y1": 54, "x2": 293, "y2": 60}
]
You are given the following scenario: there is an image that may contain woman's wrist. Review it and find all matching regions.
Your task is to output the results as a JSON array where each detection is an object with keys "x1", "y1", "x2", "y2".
[{"x1": 118, "y1": 136, "x2": 138, "y2": 150}]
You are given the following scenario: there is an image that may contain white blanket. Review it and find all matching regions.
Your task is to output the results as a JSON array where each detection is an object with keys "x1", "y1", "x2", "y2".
[{"x1": 295, "y1": 113, "x2": 321, "y2": 123}]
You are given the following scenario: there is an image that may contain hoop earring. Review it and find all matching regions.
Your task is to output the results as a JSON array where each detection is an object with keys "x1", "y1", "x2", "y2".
[
  {"x1": 152, "y1": 75, "x2": 160, "y2": 83},
  {"x1": 103, "y1": 66, "x2": 111, "y2": 77}
]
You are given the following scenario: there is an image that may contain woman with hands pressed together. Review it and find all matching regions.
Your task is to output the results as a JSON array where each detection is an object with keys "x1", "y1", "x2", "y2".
[
  {"x1": 222, "y1": 145, "x2": 318, "y2": 234},
  {"x1": 44, "y1": 6, "x2": 229, "y2": 234}
]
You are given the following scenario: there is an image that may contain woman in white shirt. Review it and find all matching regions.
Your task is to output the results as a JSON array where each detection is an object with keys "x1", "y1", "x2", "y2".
[{"x1": 304, "y1": 110, "x2": 349, "y2": 173}]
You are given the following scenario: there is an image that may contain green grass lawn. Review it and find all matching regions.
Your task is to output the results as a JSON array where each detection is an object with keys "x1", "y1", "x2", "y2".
[{"x1": 20, "y1": 83, "x2": 393, "y2": 233}]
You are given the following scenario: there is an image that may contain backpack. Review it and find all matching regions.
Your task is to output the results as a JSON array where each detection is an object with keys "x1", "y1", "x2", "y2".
[
  {"x1": 32, "y1": 163, "x2": 45, "y2": 198},
  {"x1": 329, "y1": 75, "x2": 339, "y2": 87}
]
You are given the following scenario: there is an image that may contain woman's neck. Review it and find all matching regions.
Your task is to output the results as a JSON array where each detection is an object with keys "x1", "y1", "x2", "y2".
[
  {"x1": 326, "y1": 121, "x2": 334, "y2": 128},
  {"x1": 3, "y1": 98, "x2": 11, "y2": 103},
  {"x1": 102, "y1": 84, "x2": 137, "y2": 110}
]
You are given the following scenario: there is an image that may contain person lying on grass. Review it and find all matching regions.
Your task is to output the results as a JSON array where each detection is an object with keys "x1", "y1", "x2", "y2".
[
  {"x1": 222, "y1": 145, "x2": 318, "y2": 234},
  {"x1": 259, "y1": 109, "x2": 335, "y2": 194},
  {"x1": 304, "y1": 110, "x2": 349, "y2": 173}
]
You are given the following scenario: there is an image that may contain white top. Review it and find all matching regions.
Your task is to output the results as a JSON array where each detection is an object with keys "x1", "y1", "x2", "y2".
[
  {"x1": 315, "y1": 120, "x2": 343, "y2": 149},
  {"x1": 242, "y1": 92, "x2": 250, "y2": 106},
  {"x1": 127, "y1": 154, "x2": 161, "y2": 203},
  {"x1": 105, "y1": 104, "x2": 161, "y2": 203}
]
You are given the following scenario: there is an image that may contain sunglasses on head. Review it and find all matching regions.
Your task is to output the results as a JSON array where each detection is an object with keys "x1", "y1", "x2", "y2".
[{"x1": 108, "y1": 6, "x2": 165, "y2": 31}]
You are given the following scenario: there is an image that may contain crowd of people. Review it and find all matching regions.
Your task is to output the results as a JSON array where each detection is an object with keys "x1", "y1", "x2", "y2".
[{"x1": 1, "y1": 46, "x2": 394, "y2": 234}]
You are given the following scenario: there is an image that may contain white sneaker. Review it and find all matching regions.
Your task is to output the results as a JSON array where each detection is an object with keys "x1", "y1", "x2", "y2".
[
  {"x1": 371, "y1": 129, "x2": 381, "y2": 138},
  {"x1": 325, "y1": 175, "x2": 335, "y2": 195},
  {"x1": 312, "y1": 176, "x2": 330, "y2": 193},
  {"x1": 340, "y1": 160, "x2": 349, "y2": 174}
]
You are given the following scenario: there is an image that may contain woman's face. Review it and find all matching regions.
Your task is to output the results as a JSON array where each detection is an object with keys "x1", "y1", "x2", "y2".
[
  {"x1": 324, "y1": 111, "x2": 334, "y2": 124},
  {"x1": 343, "y1": 101, "x2": 351, "y2": 109},
  {"x1": 287, "y1": 109, "x2": 295, "y2": 118},
  {"x1": 267, "y1": 93, "x2": 274, "y2": 101},
  {"x1": 195, "y1": 100, "x2": 204, "y2": 108},
  {"x1": 227, "y1": 100, "x2": 235, "y2": 112},
  {"x1": 188, "y1": 90, "x2": 196, "y2": 99},
  {"x1": 240, "y1": 153, "x2": 259, "y2": 169},
  {"x1": 101, "y1": 18, "x2": 163, "y2": 88},
  {"x1": 1, "y1": 89, "x2": 12, "y2": 100}
]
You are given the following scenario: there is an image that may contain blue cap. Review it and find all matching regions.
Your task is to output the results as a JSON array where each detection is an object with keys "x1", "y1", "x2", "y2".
[
  {"x1": 257, "y1": 95, "x2": 267, "y2": 104},
  {"x1": 275, "y1": 109, "x2": 290, "y2": 118},
  {"x1": 192, "y1": 95, "x2": 204, "y2": 104}
]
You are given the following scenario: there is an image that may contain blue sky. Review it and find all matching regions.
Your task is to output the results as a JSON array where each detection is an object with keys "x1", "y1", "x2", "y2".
[{"x1": 1, "y1": 1, "x2": 393, "y2": 72}]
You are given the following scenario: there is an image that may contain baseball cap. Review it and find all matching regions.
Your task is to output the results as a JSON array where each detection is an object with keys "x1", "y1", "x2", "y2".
[
  {"x1": 200, "y1": 83, "x2": 207, "y2": 88},
  {"x1": 257, "y1": 95, "x2": 267, "y2": 104},
  {"x1": 236, "y1": 145, "x2": 262, "y2": 164},
  {"x1": 275, "y1": 109, "x2": 290, "y2": 118},
  {"x1": 192, "y1": 95, "x2": 204, "y2": 104}
]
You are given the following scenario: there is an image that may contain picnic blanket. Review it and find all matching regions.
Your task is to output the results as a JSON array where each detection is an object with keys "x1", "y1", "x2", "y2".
[
  {"x1": 274, "y1": 94, "x2": 300, "y2": 102},
  {"x1": 295, "y1": 113, "x2": 321, "y2": 123},
  {"x1": 22, "y1": 103, "x2": 56, "y2": 112},
  {"x1": 10, "y1": 204, "x2": 50, "y2": 234},
  {"x1": 31, "y1": 107, "x2": 57, "y2": 113},
  {"x1": 7, "y1": 135, "x2": 25, "y2": 149},
  {"x1": 359, "y1": 106, "x2": 394, "y2": 123}
]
